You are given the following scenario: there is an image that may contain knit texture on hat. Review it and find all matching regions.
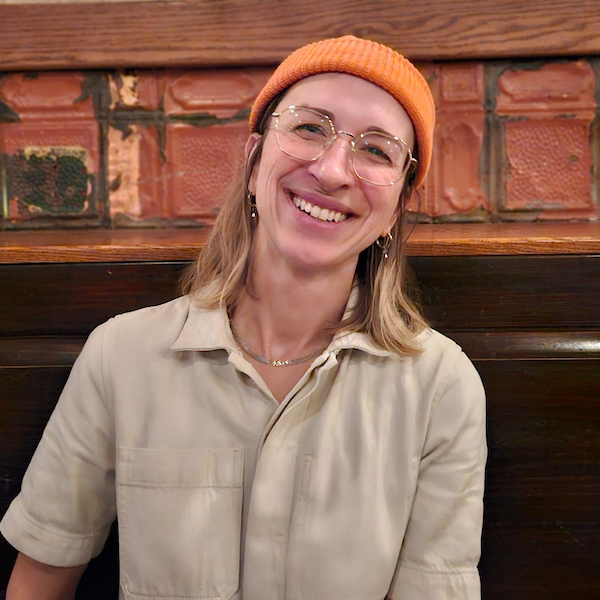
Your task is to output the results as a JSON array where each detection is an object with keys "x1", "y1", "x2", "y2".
[{"x1": 249, "y1": 35, "x2": 435, "y2": 187}]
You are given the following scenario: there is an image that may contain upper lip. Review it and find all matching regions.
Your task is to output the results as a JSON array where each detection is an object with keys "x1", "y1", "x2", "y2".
[{"x1": 287, "y1": 189, "x2": 354, "y2": 216}]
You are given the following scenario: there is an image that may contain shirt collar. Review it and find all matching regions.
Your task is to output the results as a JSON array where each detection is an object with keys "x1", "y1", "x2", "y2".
[
  {"x1": 170, "y1": 297, "x2": 395, "y2": 359},
  {"x1": 170, "y1": 301, "x2": 237, "y2": 352}
]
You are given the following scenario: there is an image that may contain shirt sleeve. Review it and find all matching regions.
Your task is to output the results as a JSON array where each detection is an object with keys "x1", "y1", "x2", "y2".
[
  {"x1": 388, "y1": 351, "x2": 487, "y2": 600},
  {"x1": 0, "y1": 321, "x2": 117, "y2": 567}
]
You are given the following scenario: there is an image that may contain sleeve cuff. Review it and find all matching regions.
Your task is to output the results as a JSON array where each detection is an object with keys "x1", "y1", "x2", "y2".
[
  {"x1": 0, "y1": 496, "x2": 110, "y2": 567},
  {"x1": 389, "y1": 562, "x2": 481, "y2": 600}
]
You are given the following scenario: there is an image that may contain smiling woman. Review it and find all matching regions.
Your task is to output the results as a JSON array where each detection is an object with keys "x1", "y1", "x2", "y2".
[{"x1": 1, "y1": 36, "x2": 486, "y2": 600}]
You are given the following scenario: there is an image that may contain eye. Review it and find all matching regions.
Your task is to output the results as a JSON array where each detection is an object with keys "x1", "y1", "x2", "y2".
[
  {"x1": 358, "y1": 143, "x2": 392, "y2": 165},
  {"x1": 293, "y1": 122, "x2": 329, "y2": 139}
]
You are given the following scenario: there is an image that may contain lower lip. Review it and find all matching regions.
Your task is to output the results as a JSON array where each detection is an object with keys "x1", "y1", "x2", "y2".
[{"x1": 286, "y1": 193, "x2": 347, "y2": 228}]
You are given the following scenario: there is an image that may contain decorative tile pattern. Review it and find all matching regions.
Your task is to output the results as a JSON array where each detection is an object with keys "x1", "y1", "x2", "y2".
[
  {"x1": 409, "y1": 63, "x2": 489, "y2": 220},
  {"x1": 494, "y1": 61, "x2": 597, "y2": 219},
  {"x1": 0, "y1": 72, "x2": 102, "y2": 226},
  {"x1": 164, "y1": 68, "x2": 272, "y2": 118},
  {"x1": 503, "y1": 119, "x2": 592, "y2": 211},
  {"x1": 109, "y1": 71, "x2": 163, "y2": 110},
  {"x1": 1, "y1": 120, "x2": 100, "y2": 223},
  {"x1": 165, "y1": 121, "x2": 248, "y2": 222},
  {"x1": 1, "y1": 60, "x2": 599, "y2": 227},
  {"x1": 0, "y1": 72, "x2": 95, "y2": 119},
  {"x1": 108, "y1": 124, "x2": 164, "y2": 222}
]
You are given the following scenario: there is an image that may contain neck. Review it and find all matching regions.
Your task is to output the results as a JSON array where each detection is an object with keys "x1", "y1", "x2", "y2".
[{"x1": 232, "y1": 251, "x2": 356, "y2": 361}]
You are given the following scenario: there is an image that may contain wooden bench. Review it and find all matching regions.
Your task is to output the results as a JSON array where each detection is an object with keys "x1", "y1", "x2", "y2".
[{"x1": 1, "y1": 223, "x2": 599, "y2": 599}]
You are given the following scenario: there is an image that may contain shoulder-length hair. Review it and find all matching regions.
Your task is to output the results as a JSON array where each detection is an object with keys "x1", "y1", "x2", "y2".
[{"x1": 181, "y1": 95, "x2": 428, "y2": 356}]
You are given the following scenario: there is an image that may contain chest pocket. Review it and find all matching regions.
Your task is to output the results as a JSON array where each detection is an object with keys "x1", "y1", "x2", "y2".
[{"x1": 117, "y1": 447, "x2": 244, "y2": 600}]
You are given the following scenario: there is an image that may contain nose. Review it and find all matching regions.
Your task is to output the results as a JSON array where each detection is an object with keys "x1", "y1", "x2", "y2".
[{"x1": 306, "y1": 137, "x2": 356, "y2": 190}]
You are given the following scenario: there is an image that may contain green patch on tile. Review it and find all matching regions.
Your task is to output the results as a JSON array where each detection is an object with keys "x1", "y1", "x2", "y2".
[{"x1": 7, "y1": 147, "x2": 91, "y2": 216}]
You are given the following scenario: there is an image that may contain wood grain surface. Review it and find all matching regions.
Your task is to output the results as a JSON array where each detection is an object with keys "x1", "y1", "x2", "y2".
[
  {"x1": 0, "y1": 262, "x2": 188, "y2": 335},
  {"x1": 1, "y1": 0, "x2": 600, "y2": 71},
  {"x1": 0, "y1": 223, "x2": 599, "y2": 264},
  {"x1": 2, "y1": 255, "x2": 600, "y2": 334},
  {"x1": 411, "y1": 255, "x2": 600, "y2": 330},
  {"x1": 1, "y1": 254, "x2": 599, "y2": 598}
]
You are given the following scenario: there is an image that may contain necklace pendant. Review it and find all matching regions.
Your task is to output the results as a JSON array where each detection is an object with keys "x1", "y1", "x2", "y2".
[{"x1": 229, "y1": 317, "x2": 327, "y2": 368}]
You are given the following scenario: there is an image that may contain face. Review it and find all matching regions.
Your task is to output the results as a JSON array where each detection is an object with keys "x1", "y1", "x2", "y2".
[{"x1": 247, "y1": 72, "x2": 416, "y2": 274}]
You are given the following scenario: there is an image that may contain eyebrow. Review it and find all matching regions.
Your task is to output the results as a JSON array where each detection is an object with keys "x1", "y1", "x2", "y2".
[{"x1": 295, "y1": 104, "x2": 399, "y2": 139}]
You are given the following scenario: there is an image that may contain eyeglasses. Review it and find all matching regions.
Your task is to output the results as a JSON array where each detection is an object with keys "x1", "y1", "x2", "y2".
[{"x1": 271, "y1": 105, "x2": 417, "y2": 187}]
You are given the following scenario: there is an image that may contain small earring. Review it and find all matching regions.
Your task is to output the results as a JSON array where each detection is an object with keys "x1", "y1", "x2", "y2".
[
  {"x1": 375, "y1": 232, "x2": 393, "y2": 260},
  {"x1": 247, "y1": 192, "x2": 257, "y2": 219}
]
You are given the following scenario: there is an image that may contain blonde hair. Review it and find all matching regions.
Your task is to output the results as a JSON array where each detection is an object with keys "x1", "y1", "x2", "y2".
[{"x1": 181, "y1": 97, "x2": 428, "y2": 357}]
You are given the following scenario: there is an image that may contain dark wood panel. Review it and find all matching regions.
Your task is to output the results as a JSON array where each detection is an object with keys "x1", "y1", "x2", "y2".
[
  {"x1": 480, "y1": 528, "x2": 600, "y2": 600},
  {"x1": 1, "y1": 0, "x2": 600, "y2": 71},
  {"x1": 453, "y1": 331, "x2": 600, "y2": 359},
  {"x1": 410, "y1": 255, "x2": 600, "y2": 331},
  {"x1": 0, "y1": 262, "x2": 187, "y2": 335},
  {"x1": 486, "y1": 404, "x2": 600, "y2": 480},
  {"x1": 1, "y1": 256, "x2": 599, "y2": 598},
  {"x1": 0, "y1": 368, "x2": 69, "y2": 497},
  {"x1": 0, "y1": 337, "x2": 85, "y2": 366},
  {"x1": 3, "y1": 256, "x2": 600, "y2": 335},
  {"x1": 475, "y1": 359, "x2": 600, "y2": 408},
  {"x1": 484, "y1": 477, "x2": 600, "y2": 527}
]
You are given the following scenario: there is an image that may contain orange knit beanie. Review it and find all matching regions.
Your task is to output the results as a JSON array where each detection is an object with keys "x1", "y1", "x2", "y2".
[{"x1": 249, "y1": 35, "x2": 435, "y2": 187}]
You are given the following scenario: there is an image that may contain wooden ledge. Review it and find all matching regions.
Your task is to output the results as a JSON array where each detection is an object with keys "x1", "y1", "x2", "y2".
[
  {"x1": 2, "y1": 0, "x2": 600, "y2": 70},
  {"x1": 0, "y1": 223, "x2": 599, "y2": 264},
  {"x1": 405, "y1": 222, "x2": 600, "y2": 256}
]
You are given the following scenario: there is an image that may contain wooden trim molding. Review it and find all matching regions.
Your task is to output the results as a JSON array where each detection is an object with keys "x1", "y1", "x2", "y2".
[
  {"x1": 0, "y1": 223, "x2": 599, "y2": 264},
  {"x1": 1, "y1": 0, "x2": 600, "y2": 71}
]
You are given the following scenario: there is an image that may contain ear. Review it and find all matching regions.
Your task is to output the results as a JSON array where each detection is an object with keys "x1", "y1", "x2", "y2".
[
  {"x1": 245, "y1": 132, "x2": 261, "y2": 161},
  {"x1": 245, "y1": 132, "x2": 262, "y2": 194}
]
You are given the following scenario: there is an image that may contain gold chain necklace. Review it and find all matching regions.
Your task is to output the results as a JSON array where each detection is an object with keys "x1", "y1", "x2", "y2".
[{"x1": 229, "y1": 319, "x2": 326, "y2": 367}]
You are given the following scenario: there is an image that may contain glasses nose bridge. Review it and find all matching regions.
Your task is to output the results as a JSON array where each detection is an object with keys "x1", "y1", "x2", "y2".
[
  {"x1": 324, "y1": 128, "x2": 355, "y2": 155},
  {"x1": 318, "y1": 129, "x2": 357, "y2": 177},
  {"x1": 335, "y1": 129, "x2": 355, "y2": 140}
]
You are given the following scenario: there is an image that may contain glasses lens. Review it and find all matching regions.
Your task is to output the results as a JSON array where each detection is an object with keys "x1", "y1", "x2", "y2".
[
  {"x1": 275, "y1": 107, "x2": 334, "y2": 161},
  {"x1": 353, "y1": 133, "x2": 410, "y2": 186}
]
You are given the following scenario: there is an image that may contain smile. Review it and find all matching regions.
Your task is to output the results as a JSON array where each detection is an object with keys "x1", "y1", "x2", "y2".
[{"x1": 291, "y1": 195, "x2": 348, "y2": 222}]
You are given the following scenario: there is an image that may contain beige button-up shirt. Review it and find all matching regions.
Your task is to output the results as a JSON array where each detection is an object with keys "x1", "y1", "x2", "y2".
[{"x1": 1, "y1": 296, "x2": 486, "y2": 600}]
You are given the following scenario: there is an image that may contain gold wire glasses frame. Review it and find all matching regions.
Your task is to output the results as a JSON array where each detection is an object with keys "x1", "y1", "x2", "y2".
[{"x1": 271, "y1": 105, "x2": 417, "y2": 187}]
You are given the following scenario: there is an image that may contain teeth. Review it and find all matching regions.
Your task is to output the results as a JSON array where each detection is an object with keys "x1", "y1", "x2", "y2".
[{"x1": 291, "y1": 195, "x2": 348, "y2": 223}]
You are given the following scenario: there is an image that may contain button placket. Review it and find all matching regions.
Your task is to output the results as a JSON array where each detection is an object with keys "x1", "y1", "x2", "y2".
[{"x1": 243, "y1": 352, "x2": 340, "y2": 600}]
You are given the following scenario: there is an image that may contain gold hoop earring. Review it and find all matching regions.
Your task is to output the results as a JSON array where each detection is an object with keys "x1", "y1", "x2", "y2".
[
  {"x1": 247, "y1": 192, "x2": 257, "y2": 219},
  {"x1": 375, "y1": 232, "x2": 393, "y2": 260}
]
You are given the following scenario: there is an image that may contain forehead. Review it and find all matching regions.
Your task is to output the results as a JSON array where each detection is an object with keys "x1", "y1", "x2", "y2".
[{"x1": 276, "y1": 72, "x2": 415, "y2": 145}]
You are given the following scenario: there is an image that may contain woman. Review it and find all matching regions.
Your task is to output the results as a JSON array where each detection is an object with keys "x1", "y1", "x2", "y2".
[{"x1": 2, "y1": 36, "x2": 486, "y2": 600}]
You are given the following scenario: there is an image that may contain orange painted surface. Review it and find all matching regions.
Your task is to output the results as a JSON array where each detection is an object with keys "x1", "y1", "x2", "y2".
[
  {"x1": 164, "y1": 68, "x2": 272, "y2": 118},
  {"x1": 165, "y1": 121, "x2": 248, "y2": 222},
  {"x1": 0, "y1": 72, "x2": 95, "y2": 119},
  {"x1": 1, "y1": 60, "x2": 599, "y2": 228},
  {"x1": 108, "y1": 124, "x2": 165, "y2": 222},
  {"x1": 410, "y1": 63, "x2": 489, "y2": 219},
  {"x1": 496, "y1": 61, "x2": 596, "y2": 118},
  {"x1": 496, "y1": 61, "x2": 596, "y2": 217},
  {"x1": 1, "y1": 120, "x2": 100, "y2": 221},
  {"x1": 504, "y1": 119, "x2": 594, "y2": 212},
  {"x1": 109, "y1": 71, "x2": 164, "y2": 110}
]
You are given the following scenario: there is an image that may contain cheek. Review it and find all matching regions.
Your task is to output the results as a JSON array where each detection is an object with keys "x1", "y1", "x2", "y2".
[{"x1": 374, "y1": 189, "x2": 400, "y2": 220}]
